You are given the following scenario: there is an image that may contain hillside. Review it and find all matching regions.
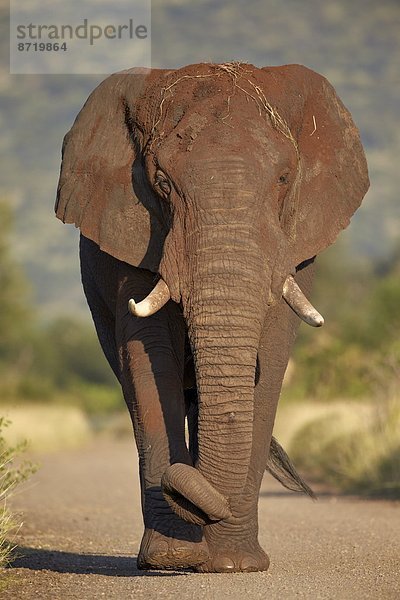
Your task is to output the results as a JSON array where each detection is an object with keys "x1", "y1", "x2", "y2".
[{"x1": 1, "y1": 0, "x2": 399, "y2": 317}]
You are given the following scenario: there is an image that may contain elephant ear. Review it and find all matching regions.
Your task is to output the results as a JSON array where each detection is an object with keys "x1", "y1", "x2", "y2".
[
  {"x1": 55, "y1": 67, "x2": 169, "y2": 272},
  {"x1": 261, "y1": 64, "x2": 369, "y2": 267}
]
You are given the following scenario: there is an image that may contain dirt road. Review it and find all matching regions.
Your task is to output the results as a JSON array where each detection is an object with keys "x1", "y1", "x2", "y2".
[{"x1": 3, "y1": 439, "x2": 400, "y2": 599}]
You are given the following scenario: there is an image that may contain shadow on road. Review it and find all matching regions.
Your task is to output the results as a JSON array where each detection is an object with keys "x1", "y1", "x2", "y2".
[{"x1": 10, "y1": 547, "x2": 188, "y2": 577}]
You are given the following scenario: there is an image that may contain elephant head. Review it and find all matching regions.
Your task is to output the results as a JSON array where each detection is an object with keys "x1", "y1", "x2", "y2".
[{"x1": 56, "y1": 62, "x2": 369, "y2": 519}]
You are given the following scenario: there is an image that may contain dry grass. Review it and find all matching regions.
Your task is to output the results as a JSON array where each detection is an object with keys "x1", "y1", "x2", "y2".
[
  {"x1": 148, "y1": 61, "x2": 298, "y2": 155},
  {"x1": 276, "y1": 398, "x2": 400, "y2": 497},
  {"x1": 0, "y1": 405, "x2": 91, "y2": 580},
  {"x1": 274, "y1": 399, "x2": 374, "y2": 448},
  {"x1": 1, "y1": 405, "x2": 92, "y2": 453},
  {"x1": 216, "y1": 62, "x2": 298, "y2": 152},
  {"x1": 0, "y1": 505, "x2": 18, "y2": 576},
  {"x1": 0, "y1": 418, "x2": 37, "y2": 574}
]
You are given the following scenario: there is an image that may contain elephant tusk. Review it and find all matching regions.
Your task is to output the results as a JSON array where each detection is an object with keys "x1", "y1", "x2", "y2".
[
  {"x1": 282, "y1": 275, "x2": 324, "y2": 327},
  {"x1": 128, "y1": 278, "x2": 171, "y2": 317}
]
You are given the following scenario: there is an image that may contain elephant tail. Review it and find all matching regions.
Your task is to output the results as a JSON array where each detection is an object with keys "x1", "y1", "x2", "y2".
[{"x1": 266, "y1": 436, "x2": 317, "y2": 500}]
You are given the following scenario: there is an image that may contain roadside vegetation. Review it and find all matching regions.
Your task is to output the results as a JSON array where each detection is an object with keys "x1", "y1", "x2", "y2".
[
  {"x1": 1, "y1": 199, "x2": 399, "y2": 496},
  {"x1": 0, "y1": 418, "x2": 36, "y2": 572},
  {"x1": 0, "y1": 203, "x2": 122, "y2": 425},
  {"x1": 280, "y1": 241, "x2": 400, "y2": 497},
  {"x1": 287, "y1": 397, "x2": 400, "y2": 497}
]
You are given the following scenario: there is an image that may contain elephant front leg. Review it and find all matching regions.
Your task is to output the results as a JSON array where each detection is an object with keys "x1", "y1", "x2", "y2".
[
  {"x1": 196, "y1": 294, "x2": 304, "y2": 573},
  {"x1": 197, "y1": 508, "x2": 269, "y2": 573},
  {"x1": 116, "y1": 273, "x2": 209, "y2": 570},
  {"x1": 181, "y1": 388, "x2": 268, "y2": 572},
  {"x1": 195, "y1": 401, "x2": 271, "y2": 573},
  {"x1": 193, "y1": 408, "x2": 272, "y2": 573}
]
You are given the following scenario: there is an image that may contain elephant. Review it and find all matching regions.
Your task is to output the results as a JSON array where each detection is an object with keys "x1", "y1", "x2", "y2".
[{"x1": 55, "y1": 62, "x2": 369, "y2": 573}]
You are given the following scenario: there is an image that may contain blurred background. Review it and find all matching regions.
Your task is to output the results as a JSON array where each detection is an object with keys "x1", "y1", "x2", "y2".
[{"x1": 0, "y1": 0, "x2": 399, "y2": 495}]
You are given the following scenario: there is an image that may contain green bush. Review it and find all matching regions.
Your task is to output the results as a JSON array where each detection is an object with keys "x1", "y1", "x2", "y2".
[
  {"x1": 69, "y1": 382, "x2": 124, "y2": 417},
  {"x1": 286, "y1": 245, "x2": 400, "y2": 401},
  {"x1": 0, "y1": 203, "x2": 33, "y2": 364},
  {"x1": 0, "y1": 202, "x2": 121, "y2": 415},
  {"x1": 34, "y1": 317, "x2": 117, "y2": 389},
  {"x1": 0, "y1": 418, "x2": 37, "y2": 569},
  {"x1": 285, "y1": 339, "x2": 373, "y2": 400}
]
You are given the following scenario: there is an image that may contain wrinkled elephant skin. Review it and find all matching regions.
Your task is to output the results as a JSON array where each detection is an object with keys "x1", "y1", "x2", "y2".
[{"x1": 56, "y1": 62, "x2": 369, "y2": 572}]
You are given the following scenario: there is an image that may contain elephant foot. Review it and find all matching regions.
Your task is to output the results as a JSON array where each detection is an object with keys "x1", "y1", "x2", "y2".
[
  {"x1": 195, "y1": 543, "x2": 269, "y2": 573},
  {"x1": 137, "y1": 527, "x2": 209, "y2": 570},
  {"x1": 195, "y1": 523, "x2": 269, "y2": 573}
]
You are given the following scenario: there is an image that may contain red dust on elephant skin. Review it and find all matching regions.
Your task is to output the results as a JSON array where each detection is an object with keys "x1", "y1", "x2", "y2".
[{"x1": 55, "y1": 62, "x2": 369, "y2": 572}]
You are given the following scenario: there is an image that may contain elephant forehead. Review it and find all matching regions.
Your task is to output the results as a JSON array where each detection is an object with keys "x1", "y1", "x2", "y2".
[
  {"x1": 187, "y1": 155, "x2": 256, "y2": 180},
  {"x1": 179, "y1": 157, "x2": 263, "y2": 206},
  {"x1": 153, "y1": 76, "x2": 267, "y2": 136},
  {"x1": 158, "y1": 125, "x2": 266, "y2": 179},
  {"x1": 159, "y1": 105, "x2": 270, "y2": 158},
  {"x1": 176, "y1": 111, "x2": 209, "y2": 137}
]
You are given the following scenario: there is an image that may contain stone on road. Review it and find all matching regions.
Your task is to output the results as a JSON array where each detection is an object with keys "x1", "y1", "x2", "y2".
[{"x1": 4, "y1": 440, "x2": 400, "y2": 599}]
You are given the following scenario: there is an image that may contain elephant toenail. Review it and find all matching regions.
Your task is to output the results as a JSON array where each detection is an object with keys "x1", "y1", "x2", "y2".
[
  {"x1": 213, "y1": 556, "x2": 235, "y2": 572},
  {"x1": 240, "y1": 556, "x2": 259, "y2": 572}
]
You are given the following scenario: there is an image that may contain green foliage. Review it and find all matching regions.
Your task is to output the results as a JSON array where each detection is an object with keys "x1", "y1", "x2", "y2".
[
  {"x1": 1, "y1": 317, "x2": 122, "y2": 415},
  {"x1": 359, "y1": 275, "x2": 400, "y2": 349},
  {"x1": 67, "y1": 383, "x2": 124, "y2": 417},
  {"x1": 286, "y1": 340, "x2": 373, "y2": 401},
  {"x1": 0, "y1": 418, "x2": 36, "y2": 497},
  {"x1": 285, "y1": 242, "x2": 400, "y2": 400},
  {"x1": 284, "y1": 244, "x2": 400, "y2": 493},
  {"x1": 0, "y1": 203, "x2": 32, "y2": 362},
  {"x1": 0, "y1": 418, "x2": 37, "y2": 569},
  {"x1": 36, "y1": 318, "x2": 117, "y2": 389},
  {"x1": 0, "y1": 201, "x2": 121, "y2": 416}
]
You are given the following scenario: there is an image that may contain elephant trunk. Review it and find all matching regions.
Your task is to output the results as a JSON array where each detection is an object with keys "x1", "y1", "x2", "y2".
[
  {"x1": 162, "y1": 221, "x2": 269, "y2": 523},
  {"x1": 188, "y1": 293, "x2": 262, "y2": 494}
]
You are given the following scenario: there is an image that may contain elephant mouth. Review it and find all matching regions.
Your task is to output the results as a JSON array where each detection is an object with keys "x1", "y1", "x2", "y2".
[{"x1": 128, "y1": 273, "x2": 324, "y2": 327}]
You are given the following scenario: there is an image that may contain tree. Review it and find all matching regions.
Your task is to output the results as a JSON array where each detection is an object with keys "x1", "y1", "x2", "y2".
[{"x1": 0, "y1": 201, "x2": 32, "y2": 363}]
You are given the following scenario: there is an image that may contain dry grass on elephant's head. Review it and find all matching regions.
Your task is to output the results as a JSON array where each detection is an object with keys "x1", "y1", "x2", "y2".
[{"x1": 149, "y1": 61, "x2": 298, "y2": 154}]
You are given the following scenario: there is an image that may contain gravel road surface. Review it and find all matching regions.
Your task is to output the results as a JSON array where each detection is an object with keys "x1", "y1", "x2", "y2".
[{"x1": 3, "y1": 439, "x2": 400, "y2": 599}]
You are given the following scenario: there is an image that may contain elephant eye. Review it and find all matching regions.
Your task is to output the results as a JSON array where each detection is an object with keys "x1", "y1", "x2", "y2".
[
  {"x1": 154, "y1": 170, "x2": 171, "y2": 198},
  {"x1": 278, "y1": 174, "x2": 289, "y2": 185}
]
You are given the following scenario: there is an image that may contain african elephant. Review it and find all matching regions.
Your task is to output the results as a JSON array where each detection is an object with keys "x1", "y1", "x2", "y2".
[{"x1": 55, "y1": 62, "x2": 369, "y2": 573}]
